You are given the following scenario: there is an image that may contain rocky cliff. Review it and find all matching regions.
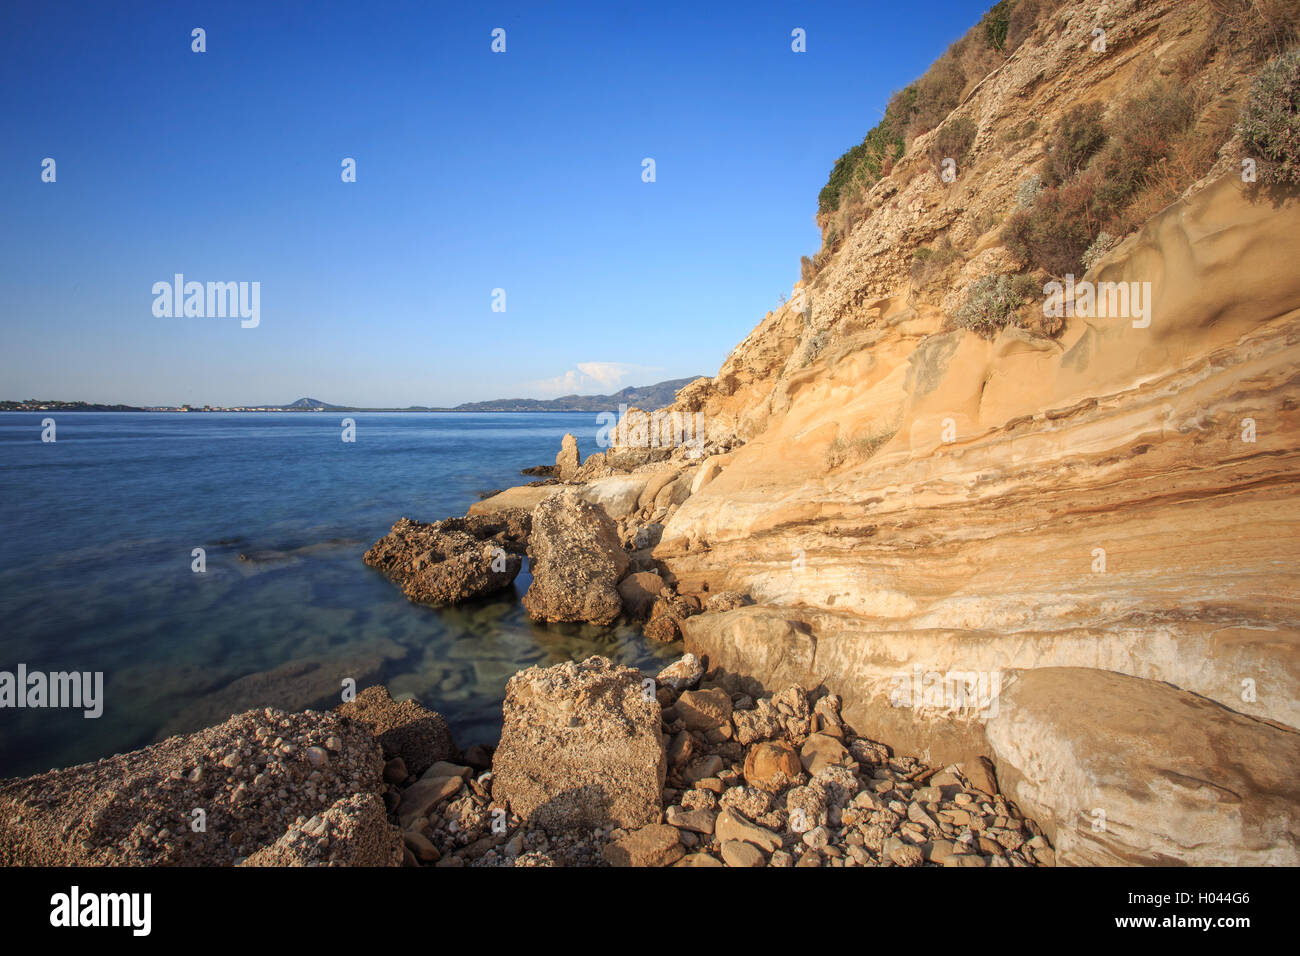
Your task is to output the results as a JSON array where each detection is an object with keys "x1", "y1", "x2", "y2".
[{"x1": 642, "y1": 0, "x2": 1300, "y2": 865}]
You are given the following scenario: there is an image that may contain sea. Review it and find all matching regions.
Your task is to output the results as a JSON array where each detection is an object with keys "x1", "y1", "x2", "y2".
[{"x1": 0, "y1": 411, "x2": 678, "y2": 779}]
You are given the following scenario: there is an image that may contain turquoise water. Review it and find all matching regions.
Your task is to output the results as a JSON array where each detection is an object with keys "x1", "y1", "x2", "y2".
[{"x1": 0, "y1": 412, "x2": 677, "y2": 779}]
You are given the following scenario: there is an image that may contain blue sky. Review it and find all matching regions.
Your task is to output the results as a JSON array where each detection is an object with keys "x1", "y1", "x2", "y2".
[{"x1": 1, "y1": 0, "x2": 995, "y2": 407}]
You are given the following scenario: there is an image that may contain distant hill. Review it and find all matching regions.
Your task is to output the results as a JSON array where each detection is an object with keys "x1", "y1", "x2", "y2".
[
  {"x1": 1, "y1": 380, "x2": 707, "y2": 413},
  {"x1": 441, "y1": 377, "x2": 705, "y2": 413}
]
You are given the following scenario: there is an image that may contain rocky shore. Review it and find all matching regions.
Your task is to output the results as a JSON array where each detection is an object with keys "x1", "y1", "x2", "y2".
[
  {"x1": 0, "y1": 427, "x2": 1055, "y2": 867},
  {"x1": 0, "y1": 653, "x2": 1051, "y2": 868}
]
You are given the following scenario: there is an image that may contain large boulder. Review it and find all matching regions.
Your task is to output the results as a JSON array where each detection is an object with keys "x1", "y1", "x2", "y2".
[
  {"x1": 985, "y1": 668, "x2": 1300, "y2": 866},
  {"x1": 618, "y1": 571, "x2": 665, "y2": 620},
  {"x1": 577, "y1": 474, "x2": 651, "y2": 520},
  {"x1": 522, "y1": 490, "x2": 631, "y2": 625},
  {"x1": 335, "y1": 685, "x2": 457, "y2": 777},
  {"x1": 555, "y1": 433, "x2": 580, "y2": 480},
  {"x1": 0, "y1": 707, "x2": 397, "y2": 866},
  {"x1": 492, "y1": 656, "x2": 666, "y2": 832},
  {"x1": 363, "y1": 513, "x2": 528, "y2": 606}
]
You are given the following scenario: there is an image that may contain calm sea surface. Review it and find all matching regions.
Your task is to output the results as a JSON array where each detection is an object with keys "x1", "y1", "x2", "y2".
[{"x1": 0, "y1": 412, "x2": 677, "y2": 778}]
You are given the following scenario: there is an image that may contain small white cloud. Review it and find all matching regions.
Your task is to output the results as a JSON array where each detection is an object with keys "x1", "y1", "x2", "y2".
[
  {"x1": 576, "y1": 362, "x2": 632, "y2": 387},
  {"x1": 522, "y1": 362, "x2": 660, "y2": 397}
]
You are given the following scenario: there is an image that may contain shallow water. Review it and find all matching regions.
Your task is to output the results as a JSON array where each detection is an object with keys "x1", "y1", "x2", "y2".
[{"x1": 0, "y1": 412, "x2": 678, "y2": 778}]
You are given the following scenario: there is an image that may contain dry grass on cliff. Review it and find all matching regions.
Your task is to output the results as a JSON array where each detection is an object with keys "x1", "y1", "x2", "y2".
[{"x1": 825, "y1": 428, "x2": 898, "y2": 471}]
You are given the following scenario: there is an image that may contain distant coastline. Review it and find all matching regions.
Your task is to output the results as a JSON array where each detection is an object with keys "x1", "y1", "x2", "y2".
[{"x1": 0, "y1": 376, "x2": 704, "y2": 415}]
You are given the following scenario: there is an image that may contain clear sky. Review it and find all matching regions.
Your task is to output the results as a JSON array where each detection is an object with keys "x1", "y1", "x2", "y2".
[{"x1": 1, "y1": 0, "x2": 995, "y2": 407}]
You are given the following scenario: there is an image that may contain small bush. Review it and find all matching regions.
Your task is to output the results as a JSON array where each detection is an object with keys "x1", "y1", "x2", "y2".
[
  {"x1": 974, "y1": 207, "x2": 1001, "y2": 235},
  {"x1": 1016, "y1": 172, "x2": 1044, "y2": 208},
  {"x1": 1238, "y1": 49, "x2": 1300, "y2": 187},
  {"x1": 825, "y1": 429, "x2": 897, "y2": 470},
  {"x1": 1081, "y1": 231, "x2": 1117, "y2": 272},
  {"x1": 1210, "y1": 0, "x2": 1300, "y2": 60},
  {"x1": 1044, "y1": 102, "x2": 1109, "y2": 185},
  {"x1": 1094, "y1": 81, "x2": 1195, "y2": 210},
  {"x1": 800, "y1": 255, "x2": 817, "y2": 284},
  {"x1": 911, "y1": 237, "x2": 962, "y2": 287},
  {"x1": 1006, "y1": 0, "x2": 1057, "y2": 53},
  {"x1": 954, "y1": 273, "x2": 1039, "y2": 337},
  {"x1": 1003, "y1": 170, "x2": 1103, "y2": 275},
  {"x1": 908, "y1": 56, "x2": 968, "y2": 139},
  {"x1": 981, "y1": 0, "x2": 1013, "y2": 52},
  {"x1": 929, "y1": 116, "x2": 978, "y2": 176},
  {"x1": 999, "y1": 118, "x2": 1039, "y2": 145}
]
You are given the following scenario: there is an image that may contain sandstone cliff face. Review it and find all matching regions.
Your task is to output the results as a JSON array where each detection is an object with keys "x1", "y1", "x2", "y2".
[{"x1": 645, "y1": 0, "x2": 1300, "y2": 864}]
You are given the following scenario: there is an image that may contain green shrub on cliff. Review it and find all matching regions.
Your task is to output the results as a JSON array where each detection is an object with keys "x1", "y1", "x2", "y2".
[
  {"x1": 1003, "y1": 80, "x2": 1199, "y2": 276},
  {"x1": 981, "y1": 0, "x2": 1013, "y2": 52},
  {"x1": 954, "y1": 273, "x2": 1038, "y2": 337},
  {"x1": 1238, "y1": 48, "x2": 1300, "y2": 187},
  {"x1": 817, "y1": 1, "x2": 1049, "y2": 218},
  {"x1": 1044, "y1": 102, "x2": 1108, "y2": 186}
]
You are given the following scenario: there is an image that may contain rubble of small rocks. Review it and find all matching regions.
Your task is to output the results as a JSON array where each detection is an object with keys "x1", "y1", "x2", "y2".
[
  {"x1": 0, "y1": 706, "x2": 398, "y2": 866},
  {"x1": 363, "y1": 512, "x2": 529, "y2": 607},
  {"x1": 638, "y1": 662, "x2": 1053, "y2": 868},
  {"x1": 241, "y1": 792, "x2": 401, "y2": 866},
  {"x1": 375, "y1": 653, "x2": 1053, "y2": 868}
]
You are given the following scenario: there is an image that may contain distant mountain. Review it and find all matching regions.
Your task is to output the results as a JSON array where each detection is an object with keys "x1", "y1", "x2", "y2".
[
  {"x1": 284, "y1": 397, "x2": 340, "y2": 410},
  {"x1": 443, "y1": 377, "x2": 705, "y2": 413}
]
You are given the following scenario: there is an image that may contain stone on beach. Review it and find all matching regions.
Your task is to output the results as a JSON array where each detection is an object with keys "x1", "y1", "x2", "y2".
[
  {"x1": 492, "y1": 656, "x2": 667, "y2": 832},
  {"x1": 656, "y1": 653, "x2": 705, "y2": 693},
  {"x1": 0, "y1": 707, "x2": 399, "y2": 866},
  {"x1": 555, "y1": 433, "x2": 581, "y2": 480},
  {"x1": 602, "y1": 824, "x2": 684, "y2": 867}
]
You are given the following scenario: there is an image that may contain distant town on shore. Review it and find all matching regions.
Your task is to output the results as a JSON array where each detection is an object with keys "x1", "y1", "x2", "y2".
[{"x1": 1, "y1": 377, "x2": 703, "y2": 415}]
